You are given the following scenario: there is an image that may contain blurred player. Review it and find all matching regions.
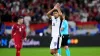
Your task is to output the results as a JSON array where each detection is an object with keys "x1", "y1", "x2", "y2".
[
  {"x1": 58, "y1": 14, "x2": 70, "y2": 56},
  {"x1": 47, "y1": 3, "x2": 63, "y2": 56},
  {"x1": 11, "y1": 17, "x2": 26, "y2": 56}
]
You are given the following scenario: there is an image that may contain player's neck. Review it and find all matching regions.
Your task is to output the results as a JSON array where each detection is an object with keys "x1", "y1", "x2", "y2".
[{"x1": 55, "y1": 17, "x2": 58, "y2": 19}]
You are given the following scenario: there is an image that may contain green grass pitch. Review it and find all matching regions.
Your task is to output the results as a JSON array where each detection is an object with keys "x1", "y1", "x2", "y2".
[{"x1": 0, "y1": 47, "x2": 100, "y2": 56}]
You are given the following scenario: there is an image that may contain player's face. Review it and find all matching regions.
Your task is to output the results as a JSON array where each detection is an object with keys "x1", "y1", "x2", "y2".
[
  {"x1": 19, "y1": 19, "x2": 23, "y2": 24},
  {"x1": 53, "y1": 12, "x2": 59, "y2": 18}
]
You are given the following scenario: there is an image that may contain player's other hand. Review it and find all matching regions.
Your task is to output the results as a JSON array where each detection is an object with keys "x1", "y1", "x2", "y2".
[{"x1": 60, "y1": 28, "x2": 64, "y2": 31}]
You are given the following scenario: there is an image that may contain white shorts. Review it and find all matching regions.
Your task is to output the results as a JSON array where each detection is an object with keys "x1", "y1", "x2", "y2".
[{"x1": 50, "y1": 36, "x2": 62, "y2": 49}]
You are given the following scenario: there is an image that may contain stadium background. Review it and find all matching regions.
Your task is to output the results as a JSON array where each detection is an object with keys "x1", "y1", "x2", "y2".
[{"x1": 0, "y1": 0, "x2": 100, "y2": 56}]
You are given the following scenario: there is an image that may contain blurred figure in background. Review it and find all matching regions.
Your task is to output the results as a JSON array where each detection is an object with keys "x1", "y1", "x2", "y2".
[
  {"x1": 44, "y1": 25, "x2": 52, "y2": 36},
  {"x1": 24, "y1": 13, "x2": 31, "y2": 35},
  {"x1": 0, "y1": 20, "x2": 5, "y2": 36},
  {"x1": 42, "y1": 12, "x2": 49, "y2": 23},
  {"x1": 0, "y1": 19, "x2": 6, "y2": 47}
]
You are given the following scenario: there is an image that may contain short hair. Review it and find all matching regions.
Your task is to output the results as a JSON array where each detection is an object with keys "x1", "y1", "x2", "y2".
[
  {"x1": 17, "y1": 16, "x2": 23, "y2": 20},
  {"x1": 53, "y1": 10, "x2": 58, "y2": 12}
]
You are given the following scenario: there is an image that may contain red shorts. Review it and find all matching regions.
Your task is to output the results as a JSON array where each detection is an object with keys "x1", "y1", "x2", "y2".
[{"x1": 14, "y1": 39, "x2": 22, "y2": 49}]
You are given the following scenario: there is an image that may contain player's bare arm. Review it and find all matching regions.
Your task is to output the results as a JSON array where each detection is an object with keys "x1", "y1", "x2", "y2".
[
  {"x1": 47, "y1": 8, "x2": 55, "y2": 19},
  {"x1": 56, "y1": 3, "x2": 63, "y2": 19},
  {"x1": 47, "y1": 3, "x2": 59, "y2": 19},
  {"x1": 57, "y1": 8, "x2": 63, "y2": 19}
]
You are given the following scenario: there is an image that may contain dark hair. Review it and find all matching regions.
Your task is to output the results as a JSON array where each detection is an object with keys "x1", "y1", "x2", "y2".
[
  {"x1": 17, "y1": 16, "x2": 23, "y2": 21},
  {"x1": 65, "y1": 15, "x2": 68, "y2": 20},
  {"x1": 53, "y1": 10, "x2": 58, "y2": 12},
  {"x1": 63, "y1": 14, "x2": 68, "y2": 20}
]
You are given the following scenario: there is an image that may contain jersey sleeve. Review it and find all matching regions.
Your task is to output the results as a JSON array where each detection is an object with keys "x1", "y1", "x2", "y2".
[
  {"x1": 11, "y1": 25, "x2": 16, "y2": 38},
  {"x1": 23, "y1": 25, "x2": 26, "y2": 38}
]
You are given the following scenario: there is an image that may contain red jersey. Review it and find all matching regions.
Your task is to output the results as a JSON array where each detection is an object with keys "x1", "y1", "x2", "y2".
[{"x1": 12, "y1": 24, "x2": 26, "y2": 40}]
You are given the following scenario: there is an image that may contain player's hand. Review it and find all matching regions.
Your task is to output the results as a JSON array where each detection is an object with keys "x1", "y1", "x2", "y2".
[
  {"x1": 56, "y1": 3, "x2": 60, "y2": 7},
  {"x1": 54, "y1": 3, "x2": 60, "y2": 9},
  {"x1": 60, "y1": 28, "x2": 64, "y2": 31},
  {"x1": 54, "y1": 3, "x2": 59, "y2": 9},
  {"x1": 24, "y1": 38, "x2": 27, "y2": 41},
  {"x1": 53, "y1": 5, "x2": 57, "y2": 9},
  {"x1": 11, "y1": 38, "x2": 14, "y2": 42}
]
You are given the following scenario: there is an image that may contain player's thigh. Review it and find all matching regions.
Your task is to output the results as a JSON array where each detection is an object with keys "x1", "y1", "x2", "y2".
[
  {"x1": 57, "y1": 37, "x2": 62, "y2": 49},
  {"x1": 14, "y1": 40, "x2": 22, "y2": 49},
  {"x1": 50, "y1": 37, "x2": 58, "y2": 49},
  {"x1": 50, "y1": 38, "x2": 55, "y2": 49}
]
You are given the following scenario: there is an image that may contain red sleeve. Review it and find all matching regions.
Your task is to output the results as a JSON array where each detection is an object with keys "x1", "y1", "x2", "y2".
[
  {"x1": 11, "y1": 24, "x2": 16, "y2": 38},
  {"x1": 23, "y1": 25, "x2": 26, "y2": 38}
]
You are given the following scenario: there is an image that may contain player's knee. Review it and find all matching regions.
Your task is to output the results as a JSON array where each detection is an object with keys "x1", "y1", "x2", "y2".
[
  {"x1": 50, "y1": 51, "x2": 54, "y2": 55},
  {"x1": 50, "y1": 52, "x2": 54, "y2": 55},
  {"x1": 50, "y1": 50, "x2": 55, "y2": 55},
  {"x1": 55, "y1": 49, "x2": 58, "y2": 53},
  {"x1": 15, "y1": 45, "x2": 17, "y2": 48},
  {"x1": 18, "y1": 51, "x2": 20, "y2": 53}
]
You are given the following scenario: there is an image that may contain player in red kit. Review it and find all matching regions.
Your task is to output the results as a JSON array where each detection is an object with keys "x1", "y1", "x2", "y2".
[{"x1": 11, "y1": 17, "x2": 26, "y2": 56}]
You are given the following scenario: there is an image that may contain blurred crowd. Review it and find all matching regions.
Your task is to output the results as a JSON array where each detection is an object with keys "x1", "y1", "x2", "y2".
[
  {"x1": 0, "y1": 0, "x2": 100, "y2": 36},
  {"x1": 0, "y1": 0, "x2": 100, "y2": 23}
]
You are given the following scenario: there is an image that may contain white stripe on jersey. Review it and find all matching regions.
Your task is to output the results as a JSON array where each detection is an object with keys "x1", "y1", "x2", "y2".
[{"x1": 51, "y1": 16, "x2": 61, "y2": 37}]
